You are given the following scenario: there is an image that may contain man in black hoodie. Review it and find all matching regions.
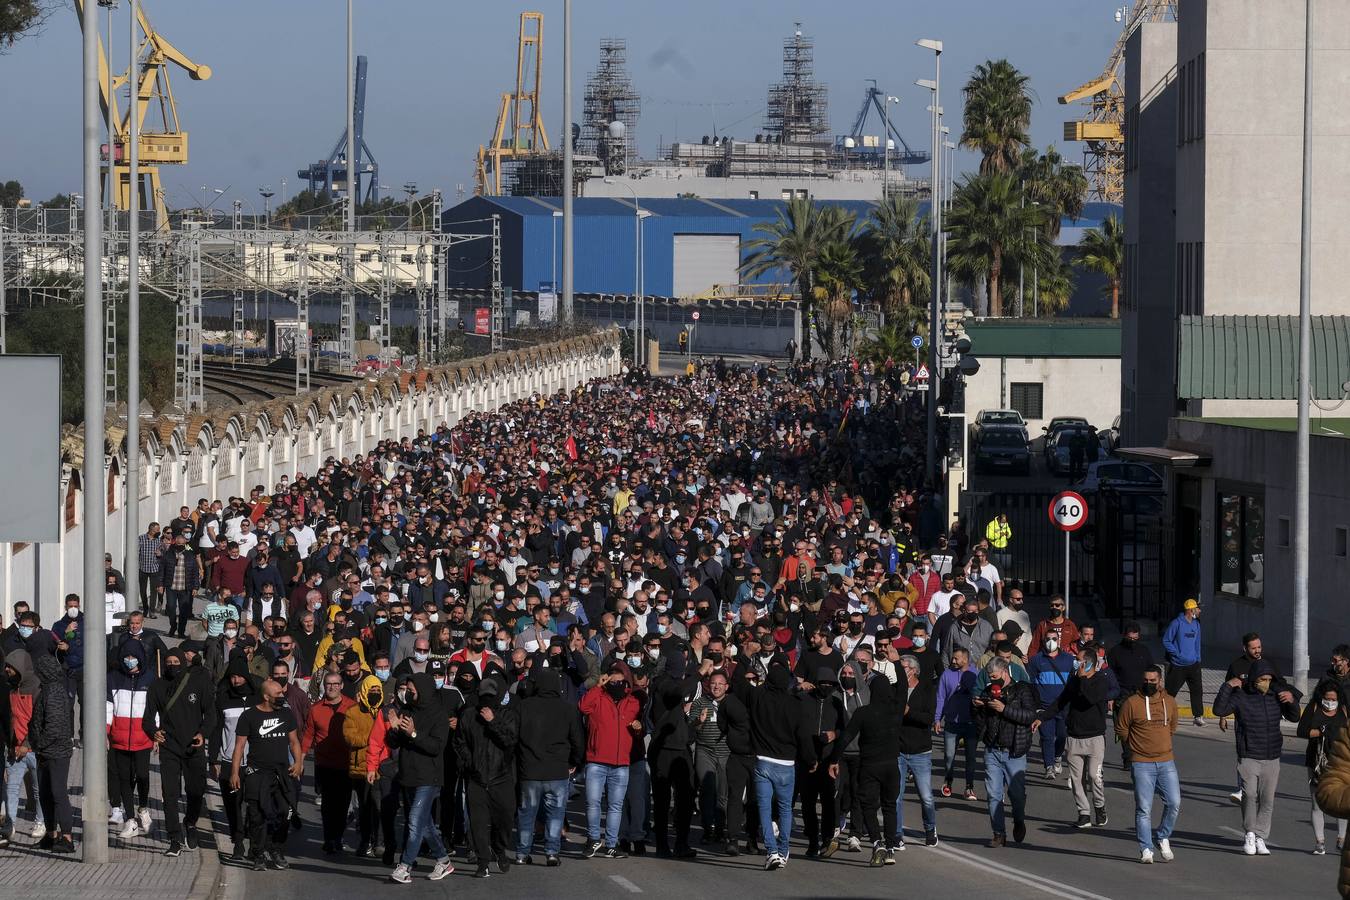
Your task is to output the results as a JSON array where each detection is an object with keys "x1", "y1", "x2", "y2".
[
  {"x1": 746, "y1": 663, "x2": 816, "y2": 870},
  {"x1": 830, "y1": 674, "x2": 907, "y2": 866},
  {"x1": 797, "y1": 667, "x2": 845, "y2": 857},
  {"x1": 210, "y1": 653, "x2": 257, "y2": 860},
  {"x1": 454, "y1": 673, "x2": 519, "y2": 878},
  {"x1": 143, "y1": 648, "x2": 216, "y2": 856},
  {"x1": 514, "y1": 667, "x2": 583, "y2": 866},
  {"x1": 386, "y1": 672, "x2": 456, "y2": 882}
]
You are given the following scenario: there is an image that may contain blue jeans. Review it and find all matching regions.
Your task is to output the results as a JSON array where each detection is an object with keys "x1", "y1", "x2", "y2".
[
  {"x1": 896, "y1": 752, "x2": 936, "y2": 836},
  {"x1": 585, "y1": 763, "x2": 629, "y2": 848},
  {"x1": 984, "y1": 749, "x2": 1027, "y2": 836},
  {"x1": 4, "y1": 752, "x2": 40, "y2": 828},
  {"x1": 517, "y1": 777, "x2": 569, "y2": 857},
  {"x1": 942, "y1": 724, "x2": 977, "y2": 786},
  {"x1": 1132, "y1": 761, "x2": 1180, "y2": 852},
  {"x1": 400, "y1": 784, "x2": 447, "y2": 867},
  {"x1": 753, "y1": 759, "x2": 794, "y2": 858},
  {"x1": 1039, "y1": 712, "x2": 1067, "y2": 769}
]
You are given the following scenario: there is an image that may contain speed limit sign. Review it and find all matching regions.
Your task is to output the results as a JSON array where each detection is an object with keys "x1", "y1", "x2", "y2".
[{"x1": 1049, "y1": 491, "x2": 1088, "y2": 531}]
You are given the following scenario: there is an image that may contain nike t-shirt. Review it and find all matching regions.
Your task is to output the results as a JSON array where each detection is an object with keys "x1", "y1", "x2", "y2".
[{"x1": 236, "y1": 705, "x2": 297, "y2": 768}]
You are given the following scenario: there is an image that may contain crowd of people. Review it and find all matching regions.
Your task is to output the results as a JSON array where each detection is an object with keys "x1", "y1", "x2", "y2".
[{"x1": 1, "y1": 358, "x2": 1349, "y2": 887}]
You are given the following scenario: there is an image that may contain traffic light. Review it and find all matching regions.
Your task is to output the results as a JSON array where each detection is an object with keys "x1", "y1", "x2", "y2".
[{"x1": 954, "y1": 336, "x2": 980, "y2": 376}]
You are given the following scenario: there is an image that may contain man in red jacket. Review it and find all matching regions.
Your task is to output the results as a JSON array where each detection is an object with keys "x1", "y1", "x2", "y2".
[
  {"x1": 908, "y1": 556, "x2": 942, "y2": 618},
  {"x1": 578, "y1": 662, "x2": 643, "y2": 859},
  {"x1": 211, "y1": 542, "x2": 251, "y2": 617},
  {"x1": 302, "y1": 673, "x2": 356, "y2": 853}
]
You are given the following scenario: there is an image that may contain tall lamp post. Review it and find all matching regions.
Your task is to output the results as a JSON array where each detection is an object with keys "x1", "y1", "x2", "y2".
[
  {"x1": 1293, "y1": 0, "x2": 1314, "y2": 695},
  {"x1": 882, "y1": 94, "x2": 899, "y2": 196},
  {"x1": 917, "y1": 37, "x2": 943, "y2": 491},
  {"x1": 605, "y1": 178, "x2": 650, "y2": 369},
  {"x1": 123, "y1": 0, "x2": 142, "y2": 662}
]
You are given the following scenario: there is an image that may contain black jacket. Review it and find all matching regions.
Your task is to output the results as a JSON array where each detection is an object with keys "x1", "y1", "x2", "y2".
[
  {"x1": 746, "y1": 665, "x2": 816, "y2": 766},
  {"x1": 1212, "y1": 659, "x2": 1301, "y2": 761},
  {"x1": 798, "y1": 682, "x2": 847, "y2": 760},
  {"x1": 29, "y1": 656, "x2": 73, "y2": 758},
  {"x1": 515, "y1": 669, "x2": 584, "y2": 781},
  {"x1": 717, "y1": 693, "x2": 752, "y2": 756},
  {"x1": 976, "y1": 679, "x2": 1038, "y2": 758},
  {"x1": 649, "y1": 681, "x2": 695, "y2": 778},
  {"x1": 1047, "y1": 669, "x2": 1111, "y2": 738},
  {"x1": 388, "y1": 672, "x2": 453, "y2": 787},
  {"x1": 143, "y1": 665, "x2": 215, "y2": 756},
  {"x1": 1106, "y1": 638, "x2": 1155, "y2": 692},
  {"x1": 453, "y1": 673, "x2": 519, "y2": 785},
  {"x1": 898, "y1": 678, "x2": 936, "y2": 754},
  {"x1": 834, "y1": 677, "x2": 908, "y2": 765}
]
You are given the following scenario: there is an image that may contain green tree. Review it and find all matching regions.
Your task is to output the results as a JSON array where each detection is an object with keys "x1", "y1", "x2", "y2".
[
  {"x1": 1017, "y1": 145, "x2": 1087, "y2": 241},
  {"x1": 741, "y1": 197, "x2": 853, "y2": 361},
  {"x1": 39, "y1": 193, "x2": 73, "y2": 209},
  {"x1": 945, "y1": 172, "x2": 1044, "y2": 318},
  {"x1": 859, "y1": 322, "x2": 926, "y2": 367},
  {"x1": 1028, "y1": 246, "x2": 1077, "y2": 316},
  {"x1": 0, "y1": 0, "x2": 50, "y2": 49},
  {"x1": 855, "y1": 194, "x2": 930, "y2": 318},
  {"x1": 960, "y1": 59, "x2": 1032, "y2": 175},
  {"x1": 1078, "y1": 213, "x2": 1124, "y2": 318},
  {"x1": 813, "y1": 237, "x2": 863, "y2": 359},
  {"x1": 0, "y1": 179, "x2": 22, "y2": 206}
]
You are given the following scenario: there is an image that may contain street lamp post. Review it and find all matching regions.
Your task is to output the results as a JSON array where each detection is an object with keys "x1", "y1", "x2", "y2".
[
  {"x1": 403, "y1": 181, "x2": 418, "y2": 229},
  {"x1": 1293, "y1": 0, "x2": 1314, "y2": 695},
  {"x1": 882, "y1": 95, "x2": 899, "y2": 197},
  {"x1": 917, "y1": 37, "x2": 943, "y2": 491},
  {"x1": 561, "y1": 0, "x2": 573, "y2": 324},
  {"x1": 605, "y1": 178, "x2": 649, "y2": 369},
  {"x1": 123, "y1": 0, "x2": 142, "y2": 652},
  {"x1": 551, "y1": 209, "x2": 563, "y2": 291}
]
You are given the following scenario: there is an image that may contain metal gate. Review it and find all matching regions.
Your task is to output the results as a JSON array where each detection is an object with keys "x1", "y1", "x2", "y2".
[
  {"x1": 1093, "y1": 489, "x2": 1170, "y2": 627},
  {"x1": 960, "y1": 490, "x2": 1095, "y2": 599}
]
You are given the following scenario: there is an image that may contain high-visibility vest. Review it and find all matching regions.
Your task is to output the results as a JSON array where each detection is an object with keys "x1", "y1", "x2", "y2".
[{"x1": 986, "y1": 518, "x2": 1011, "y2": 549}]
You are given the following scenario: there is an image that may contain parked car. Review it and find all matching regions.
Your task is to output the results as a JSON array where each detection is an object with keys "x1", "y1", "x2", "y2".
[
  {"x1": 971, "y1": 409, "x2": 1029, "y2": 445},
  {"x1": 974, "y1": 425, "x2": 1031, "y2": 475},
  {"x1": 1045, "y1": 425, "x2": 1101, "y2": 474},
  {"x1": 1074, "y1": 459, "x2": 1163, "y2": 493}
]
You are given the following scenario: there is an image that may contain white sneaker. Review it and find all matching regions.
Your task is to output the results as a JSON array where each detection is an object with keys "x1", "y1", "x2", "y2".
[
  {"x1": 764, "y1": 853, "x2": 783, "y2": 871},
  {"x1": 31, "y1": 820, "x2": 47, "y2": 840},
  {"x1": 109, "y1": 808, "x2": 125, "y2": 826},
  {"x1": 1140, "y1": 848, "x2": 1154, "y2": 864},
  {"x1": 118, "y1": 819, "x2": 142, "y2": 840},
  {"x1": 846, "y1": 835, "x2": 861, "y2": 852},
  {"x1": 1255, "y1": 838, "x2": 1270, "y2": 856},
  {"x1": 390, "y1": 863, "x2": 412, "y2": 883},
  {"x1": 428, "y1": 859, "x2": 455, "y2": 881},
  {"x1": 1243, "y1": 831, "x2": 1257, "y2": 856},
  {"x1": 136, "y1": 807, "x2": 152, "y2": 833},
  {"x1": 1159, "y1": 838, "x2": 1174, "y2": 861}
]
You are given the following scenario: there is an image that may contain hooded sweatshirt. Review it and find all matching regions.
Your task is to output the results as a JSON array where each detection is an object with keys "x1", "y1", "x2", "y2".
[
  {"x1": 516, "y1": 667, "x2": 584, "y2": 781},
  {"x1": 391, "y1": 671, "x2": 452, "y2": 787},
  {"x1": 107, "y1": 639, "x2": 155, "y2": 751},
  {"x1": 453, "y1": 673, "x2": 519, "y2": 785},
  {"x1": 29, "y1": 655, "x2": 74, "y2": 758},
  {"x1": 342, "y1": 675, "x2": 384, "y2": 778},
  {"x1": 211, "y1": 653, "x2": 259, "y2": 762},
  {"x1": 141, "y1": 653, "x2": 215, "y2": 756},
  {"x1": 797, "y1": 666, "x2": 846, "y2": 760},
  {"x1": 746, "y1": 664, "x2": 816, "y2": 766},
  {"x1": 4, "y1": 649, "x2": 38, "y2": 749},
  {"x1": 1114, "y1": 685, "x2": 1178, "y2": 762},
  {"x1": 837, "y1": 660, "x2": 870, "y2": 755},
  {"x1": 1212, "y1": 658, "x2": 1301, "y2": 760},
  {"x1": 833, "y1": 676, "x2": 907, "y2": 766}
]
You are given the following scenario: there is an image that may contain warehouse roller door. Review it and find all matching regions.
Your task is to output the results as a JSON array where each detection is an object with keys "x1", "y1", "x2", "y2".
[{"x1": 673, "y1": 234, "x2": 740, "y2": 298}]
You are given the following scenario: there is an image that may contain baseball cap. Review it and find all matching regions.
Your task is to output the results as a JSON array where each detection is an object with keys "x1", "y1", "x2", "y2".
[{"x1": 1182, "y1": 598, "x2": 1199, "y2": 611}]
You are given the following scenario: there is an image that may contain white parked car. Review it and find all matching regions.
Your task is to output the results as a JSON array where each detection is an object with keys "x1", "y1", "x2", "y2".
[{"x1": 1074, "y1": 459, "x2": 1164, "y2": 493}]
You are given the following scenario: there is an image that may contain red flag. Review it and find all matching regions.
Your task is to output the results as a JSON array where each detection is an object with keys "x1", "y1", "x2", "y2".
[
  {"x1": 647, "y1": 410, "x2": 657, "y2": 430},
  {"x1": 564, "y1": 435, "x2": 578, "y2": 461},
  {"x1": 530, "y1": 439, "x2": 538, "y2": 458}
]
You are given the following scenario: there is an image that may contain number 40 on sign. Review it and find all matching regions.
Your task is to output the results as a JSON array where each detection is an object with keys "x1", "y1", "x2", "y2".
[{"x1": 1048, "y1": 491, "x2": 1087, "y2": 619}]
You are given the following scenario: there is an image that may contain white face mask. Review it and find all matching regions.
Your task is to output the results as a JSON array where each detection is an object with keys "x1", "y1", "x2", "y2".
[
  {"x1": 1324, "y1": 699, "x2": 1340, "y2": 712},
  {"x1": 224, "y1": 629, "x2": 238, "y2": 640},
  {"x1": 66, "y1": 607, "x2": 79, "y2": 619},
  {"x1": 1044, "y1": 640, "x2": 1059, "y2": 654}
]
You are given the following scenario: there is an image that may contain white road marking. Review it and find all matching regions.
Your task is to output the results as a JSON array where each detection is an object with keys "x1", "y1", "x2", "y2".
[
  {"x1": 609, "y1": 874, "x2": 643, "y2": 893},
  {"x1": 930, "y1": 842, "x2": 1113, "y2": 900}
]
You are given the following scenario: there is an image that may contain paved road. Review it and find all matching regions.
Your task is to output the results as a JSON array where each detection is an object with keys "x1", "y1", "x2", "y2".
[{"x1": 218, "y1": 720, "x2": 1337, "y2": 900}]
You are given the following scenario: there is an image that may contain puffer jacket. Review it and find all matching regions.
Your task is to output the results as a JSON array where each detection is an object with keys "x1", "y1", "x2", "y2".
[
  {"x1": 107, "y1": 640, "x2": 155, "y2": 752},
  {"x1": 343, "y1": 675, "x2": 383, "y2": 778},
  {"x1": 28, "y1": 656, "x2": 73, "y2": 758},
  {"x1": 976, "y1": 679, "x2": 1037, "y2": 758},
  {"x1": 1314, "y1": 719, "x2": 1350, "y2": 896},
  {"x1": 1212, "y1": 659, "x2": 1301, "y2": 761}
]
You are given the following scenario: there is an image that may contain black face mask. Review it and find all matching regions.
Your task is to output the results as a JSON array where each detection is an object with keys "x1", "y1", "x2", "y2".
[
  {"x1": 848, "y1": 623, "x2": 863, "y2": 636},
  {"x1": 1141, "y1": 683, "x2": 1159, "y2": 697},
  {"x1": 840, "y1": 676, "x2": 857, "y2": 691},
  {"x1": 164, "y1": 665, "x2": 181, "y2": 680},
  {"x1": 605, "y1": 682, "x2": 627, "y2": 701},
  {"x1": 962, "y1": 613, "x2": 979, "y2": 624}
]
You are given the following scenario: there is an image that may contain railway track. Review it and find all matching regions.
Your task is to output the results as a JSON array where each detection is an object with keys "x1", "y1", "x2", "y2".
[{"x1": 201, "y1": 359, "x2": 360, "y2": 406}]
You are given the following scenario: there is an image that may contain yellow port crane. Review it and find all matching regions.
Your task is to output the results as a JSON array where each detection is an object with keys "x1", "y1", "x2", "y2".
[
  {"x1": 74, "y1": 0, "x2": 212, "y2": 231},
  {"x1": 475, "y1": 11, "x2": 549, "y2": 196},
  {"x1": 1058, "y1": 0, "x2": 1175, "y2": 203}
]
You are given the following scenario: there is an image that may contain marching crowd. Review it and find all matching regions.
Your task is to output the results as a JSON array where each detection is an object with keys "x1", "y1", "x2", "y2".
[{"x1": 3, "y1": 358, "x2": 1350, "y2": 888}]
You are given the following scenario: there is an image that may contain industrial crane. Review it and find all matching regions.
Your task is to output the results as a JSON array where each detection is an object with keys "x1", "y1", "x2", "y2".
[
  {"x1": 1058, "y1": 0, "x2": 1176, "y2": 202},
  {"x1": 842, "y1": 80, "x2": 929, "y2": 167},
  {"x1": 74, "y1": 0, "x2": 212, "y2": 231},
  {"x1": 297, "y1": 54, "x2": 381, "y2": 204},
  {"x1": 474, "y1": 11, "x2": 549, "y2": 196}
]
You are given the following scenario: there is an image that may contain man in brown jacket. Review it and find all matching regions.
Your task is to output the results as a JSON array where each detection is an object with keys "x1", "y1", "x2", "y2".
[{"x1": 1114, "y1": 666, "x2": 1180, "y2": 865}]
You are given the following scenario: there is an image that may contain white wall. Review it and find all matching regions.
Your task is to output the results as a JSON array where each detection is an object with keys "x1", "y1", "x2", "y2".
[
  {"x1": 963, "y1": 356, "x2": 1121, "y2": 434},
  {"x1": 1, "y1": 332, "x2": 622, "y2": 623}
]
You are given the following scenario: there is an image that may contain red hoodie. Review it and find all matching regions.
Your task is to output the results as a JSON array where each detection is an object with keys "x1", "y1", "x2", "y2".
[
  {"x1": 578, "y1": 682, "x2": 643, "y2": 766},
  {"x1": 303, "y1": 695, "x2": 356, "y2": 770}
]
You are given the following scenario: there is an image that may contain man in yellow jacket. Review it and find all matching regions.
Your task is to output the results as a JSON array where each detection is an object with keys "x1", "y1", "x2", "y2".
[{"x1": 986, "y1": 513, "x2": 1012, "y2": 576}]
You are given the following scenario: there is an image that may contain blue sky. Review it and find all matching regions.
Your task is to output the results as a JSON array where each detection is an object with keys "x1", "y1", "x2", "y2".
[{"x1": 0, "y1": 0, "x2": 1121, "y2": 211}]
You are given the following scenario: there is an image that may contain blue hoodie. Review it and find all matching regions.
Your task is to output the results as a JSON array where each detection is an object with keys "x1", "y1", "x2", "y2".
[
  {"x1": 935, "y1": 663, "x2": 978, "y2": 727},
  {"x1": 1162, "y1": 613, "x2": 1202, "y2": 667},
  {"x1": 1027, "y1": 649, "x2": 1076, "y2": 710}
]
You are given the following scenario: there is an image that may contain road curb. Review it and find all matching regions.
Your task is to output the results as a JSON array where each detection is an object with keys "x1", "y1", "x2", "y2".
[{"x1": 187, "y1": 843, "x2": 224, "y2": 900}]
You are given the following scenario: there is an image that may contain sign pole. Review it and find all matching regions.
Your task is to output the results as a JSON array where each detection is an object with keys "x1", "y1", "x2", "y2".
[
  {"x1": 1048, "y1": 490, "x2": 1087, "y2": 622},
  {"x1": 1064, "y1": 529, "x2": 1071, "y2": 620}
]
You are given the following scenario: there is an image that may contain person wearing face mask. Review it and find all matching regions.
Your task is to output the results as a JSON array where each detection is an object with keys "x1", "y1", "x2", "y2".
[
  {"x1": 942, "y1": 601, "x2": 995, "y2": 672},
  {"x1": 996, "y1": 590, "x2": 1033, "y2": 657},
  {"x1": 2, "y1": 650, "x2": 45, "y2": 843},
  {"x1": 514, "y1": 666, "x2": 584, "y2": 866},
  {"x1": 346, "y1": 675, "x2": 387, "y2": 860},
  {"x1": 28, "y1": 655, "x2": 76, "y2": 853},
  {"x1": 907, "y1": 556, "x2": 942, "y2": 618},
  {"x1": 269, "y1": 661, "x2": 311, "y2": 735},
  {"x1": 745, "y1": 664, "x2": 817, "y2": 870},
  {"x1": 107, "y1": 640, "x2": 155, "y2": 840},
  {"x1": 579, "y1": 664, "x2": 644, "y2": 859},
  {"x1": 1302, "y1": 681, "x2": 1350, "y2": 856},
  {"x1": 142, "y1": 648, "x2": 214, "y2": 855},
  {"x1": 1115, "y1": 666, "x2": 1180, "y2": 863},
  {"x1": 827, "y1": 673, "x2": 906, "y2": 866},
  {"x1": 54, "y1": 595, "x2": 86, "y2": 748},
  {"x1": 1036, "y1": 645, "x2": 1112, "y2": 829},
  {"x1": 1027, "y1": 594, "x2": 1080, "y2": 659},
  {"x1": 303, "y1": 671, "x2": 358, "y2": 854},
  {"x1": 972, "y1": 657, "x2": 1037, "y2": 849},
  {"x1": 1213, "y1": 658, "x2": 1301, "y2": 856},
  {"x1": 1106, "y1": 623, "x2": 1155, "y2": 770},
  {"x1": 454, "y1": 673, "x2": 520, "y2": 878},
  {"x1": 797, "y1": 668, "x2": 846, "y2": 858},
  {"x1": 209, "y1": 652, "x2": 258, "y2": 861},
  {"x1": 392, "y1": 612, "x2": 431, "y2": 669},
  {"x1": 1027, "y1": 633, "x2": 1076, "y2": 779}
]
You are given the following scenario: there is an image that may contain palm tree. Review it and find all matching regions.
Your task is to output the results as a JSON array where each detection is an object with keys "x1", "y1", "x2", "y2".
[
  {"x1": 859, "y1": 323, "x2": 921, "y2": 367},
  {"x1": 813, "y1": 237, "x2": 863, "y2": 359},
  {"x1": 960, "y1": 59, "x2": 1032, "y2": 175},
  {"x1": 855, "y1": 194, "x2": 931, "y2": 317},
  {"x1": 741, "y1": 197, "x2": 850, "y2": 361},
  {"x1": 1029, "y1": 248, "x2": 1077, "y2": 316},
  {"x1": 1017, "y1": 145, "x2": 1088, "y2": 241},
  {"x1": 1078, "y1": 214, "x2": 1124, "y2": 318},
  {"x1": 945, "y1": 172, "x2": 1044, "y2": 317}
]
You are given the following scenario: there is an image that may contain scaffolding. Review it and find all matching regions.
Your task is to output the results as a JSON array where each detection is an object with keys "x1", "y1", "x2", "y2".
[
  {"x1": 765, "y1": 23, "x2": 829, "y2": 146},
  {"x1": 580, "y1": 39, "x2": 640, "y2": 176}
]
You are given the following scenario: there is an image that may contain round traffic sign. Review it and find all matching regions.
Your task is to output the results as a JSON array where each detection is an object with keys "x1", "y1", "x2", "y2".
[
  {"x1": 910, "y1": 334, "x2": 923, "y2": 349},
  {"x1": 1049, "y1": 491, "x2": 1088, "y2": 532},
  {"x1": 691, "y1": 311, "x2": 700, "y2": 321}
]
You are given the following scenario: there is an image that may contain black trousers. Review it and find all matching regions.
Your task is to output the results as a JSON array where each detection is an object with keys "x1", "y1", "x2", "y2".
[
  {"x1": 138, "y1": 570, "x2": 157, "y2": 613},
  {"x1": 651, "y1": 756, "x2": 695, "y2": 851},
  {"x1": 65, "y1": 670, "x2": 82, "y2": 741},
  {"x1": 857, "y1": 760, "x2": 900, "y2": 846},
  {"x1": 465, "y1": 779, "x2": 515, "y2": 863},
  {"x1": 378, "y1": 768, "x2": 404, "y2": 852},
  {"x1": 354, "y1": 778, "x2": 380, "y2": 847},
  {"x1": 160, "y1": 749, "x2": 207, "y2": 841},
  {"x1": 726, "y1": 754, "x2": 757, "y2": 844},
  {"x1": 37, "y1": 755, "x2": 73, "y2": 834},
  {"x1": 216, "y1": 764, "x2": 244, "y2": 844},
  {"x1": 316, "y1": 765, "x2": 352, "y2": 844},
  {"x1": 244, "y1": 768, "x2": 290, "y2": 857},
  {"x1": 836, "y1": 754, "x2": 866, "y2": 835},
  {"x1": 797, "y1": 760, "x2": 836, "y2": 847},
  {"x1": 110, "y1": 747, "x2": 150, "y2": 816},
  {"x1": 438, "y1": 760, "x2": 466, "y2": 848},
  {"x1": 1166, "y1": 662, "x2": 1205, "y2": 718}
]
